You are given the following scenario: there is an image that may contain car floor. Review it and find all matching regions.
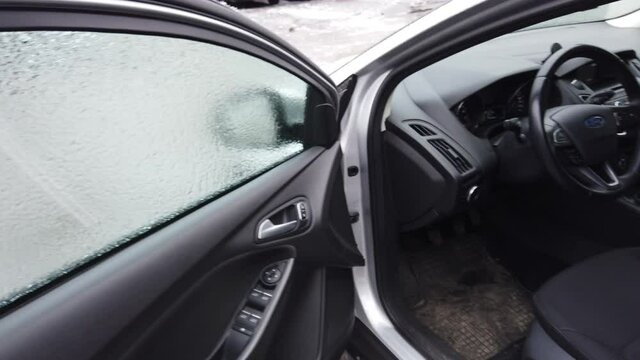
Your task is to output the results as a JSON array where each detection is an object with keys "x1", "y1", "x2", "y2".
[{"x1": 398, "y1": 229, "x2": 534, "y2": 360}]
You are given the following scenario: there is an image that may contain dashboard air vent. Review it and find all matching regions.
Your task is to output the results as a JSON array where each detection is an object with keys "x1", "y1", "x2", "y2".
[
  {"x1": 428, "y1": 139, "x2": 473, "y2": 174},
  {"x1": 409, "y1": 124, "x2": 436, "y2": 136}
]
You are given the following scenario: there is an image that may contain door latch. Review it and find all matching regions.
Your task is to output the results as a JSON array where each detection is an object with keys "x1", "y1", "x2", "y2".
[{"x1": 257, "y1": 200, "x2": 310, "y2": 241}]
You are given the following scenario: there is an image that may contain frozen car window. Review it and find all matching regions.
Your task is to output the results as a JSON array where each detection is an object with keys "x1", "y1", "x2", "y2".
[{"x1": 0, "y1": 31, "x2": 312, "y2": 307}]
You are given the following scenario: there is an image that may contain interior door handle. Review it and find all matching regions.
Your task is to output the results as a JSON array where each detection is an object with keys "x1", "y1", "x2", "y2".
[
  {"x1": 258, "y1": 219, "x2": 299, "y2": 240},
  {"x1": 257, "y1": 200, "x2": 309, "y2": 241}
]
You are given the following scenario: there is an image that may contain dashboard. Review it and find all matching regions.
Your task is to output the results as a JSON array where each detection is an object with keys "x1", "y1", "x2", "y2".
[
  {"x1": 450, "y1": 52, "x2": 640, "y2": 137},
  {"x1": 384, "y1": 19, "x2": 640, "y2": 230}
]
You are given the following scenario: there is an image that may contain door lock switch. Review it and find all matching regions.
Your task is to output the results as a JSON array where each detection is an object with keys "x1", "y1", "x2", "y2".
[{"x1": 296, "y1": 202, "x2": 308, "y2": 221}]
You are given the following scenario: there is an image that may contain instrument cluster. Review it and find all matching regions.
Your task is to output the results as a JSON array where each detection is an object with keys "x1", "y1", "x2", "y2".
[{"x1": 453, "y1": 74, "x2": 533, "y2": 137}]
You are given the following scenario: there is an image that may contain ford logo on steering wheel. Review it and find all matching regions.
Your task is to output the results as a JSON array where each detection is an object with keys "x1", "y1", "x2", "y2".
[{"x1": 584, "y1": 115, "x2": 606, "y2": 129}]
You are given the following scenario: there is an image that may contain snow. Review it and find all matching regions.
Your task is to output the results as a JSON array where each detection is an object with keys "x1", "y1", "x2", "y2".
[{"x1": 234, "y1": 0, "x2": 450, "y2": 72}]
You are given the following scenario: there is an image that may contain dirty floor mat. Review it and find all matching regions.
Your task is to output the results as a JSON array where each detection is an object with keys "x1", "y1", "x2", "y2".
[{"x1": 402, "y1": 235, "x2": 534, "y2": 360}]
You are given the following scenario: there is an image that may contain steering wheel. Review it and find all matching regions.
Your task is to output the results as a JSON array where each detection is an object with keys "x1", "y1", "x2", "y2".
[{"x1": 529, "y1": 44, "x2": 640, "y2": 196}]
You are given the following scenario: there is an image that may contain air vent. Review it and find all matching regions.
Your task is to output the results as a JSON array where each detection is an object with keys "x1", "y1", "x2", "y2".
[
  {"x1": 409, "y1": 124, "x2": 436, "y2": 136},
  {"x1": 428, "y1": 139, "x2": 473, "y2": 174}
]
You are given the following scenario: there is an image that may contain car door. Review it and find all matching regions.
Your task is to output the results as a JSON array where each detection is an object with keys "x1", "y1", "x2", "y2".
[{"x1": 0, "y1": 1, "x2": 363, "y2": 360}]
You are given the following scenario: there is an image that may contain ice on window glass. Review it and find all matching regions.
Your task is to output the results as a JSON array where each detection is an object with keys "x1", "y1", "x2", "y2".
[{"x1": 0, "y1": 31, "x2": 309, "y2": 306}]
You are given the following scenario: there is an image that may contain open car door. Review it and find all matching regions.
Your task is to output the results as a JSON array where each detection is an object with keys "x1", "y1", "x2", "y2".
[{"x1": 0, "y1": 1, "x2": 363, "y2": 359}]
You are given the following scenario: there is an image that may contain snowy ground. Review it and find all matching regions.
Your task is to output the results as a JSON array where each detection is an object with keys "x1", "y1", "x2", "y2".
[{"x1": 234, "y1": 0, "x2": 450, "y2": 72}]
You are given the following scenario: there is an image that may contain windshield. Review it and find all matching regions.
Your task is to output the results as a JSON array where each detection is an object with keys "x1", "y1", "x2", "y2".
[{"x1": 528, "y1": 0, "x2": 640, "y2": 30}]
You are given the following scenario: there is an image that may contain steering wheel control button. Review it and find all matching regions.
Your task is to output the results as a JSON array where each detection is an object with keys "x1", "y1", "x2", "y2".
[
  {"x1": 247, "y1": 288, "x2": 272, "y2": 310},
  {"x1": 261, "y1": 264, "x2": 283, "y2": 286},
  {"x1": 613, "y1": 109, "x2": 637, "y2": 128},
  {"x1": 561, "y1": 148, "x2": 584, "y2": 165},
  {"x1": 552, "y1": 128, "x2": 570, "y2": 145},
  {"x1": 617, "y1": 155, "x2": 629, "y2": 172}
]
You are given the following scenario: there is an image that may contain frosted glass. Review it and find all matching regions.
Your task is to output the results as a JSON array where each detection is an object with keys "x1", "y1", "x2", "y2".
[{"x1": 0, "y1": 31, "x2": 310, "y2": 306}]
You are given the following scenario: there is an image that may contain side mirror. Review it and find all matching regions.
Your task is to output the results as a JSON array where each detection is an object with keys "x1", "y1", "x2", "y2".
[{"x1": 215, "y1": 88, "x2": 305, "y2": 148}]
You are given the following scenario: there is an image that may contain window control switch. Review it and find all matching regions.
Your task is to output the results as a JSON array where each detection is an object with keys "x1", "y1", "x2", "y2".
[
  {"x1": 247, "y1": 288, "x2": 272, "y2": 310},
  {"x1": 236, "y1": 311, "x2": 259, "y2": 330}
]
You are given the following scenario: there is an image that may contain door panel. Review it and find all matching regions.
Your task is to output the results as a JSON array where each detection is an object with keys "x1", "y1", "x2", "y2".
[
  {"x1": 265, "y1": 266, "x2": 355, "y2": 360},
  {"x1": 0, "y1": 2, "x2": 361, "y2": 359},
  {"x1": 0, "y1": 144, "x2": 361, "y2": 360}
]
